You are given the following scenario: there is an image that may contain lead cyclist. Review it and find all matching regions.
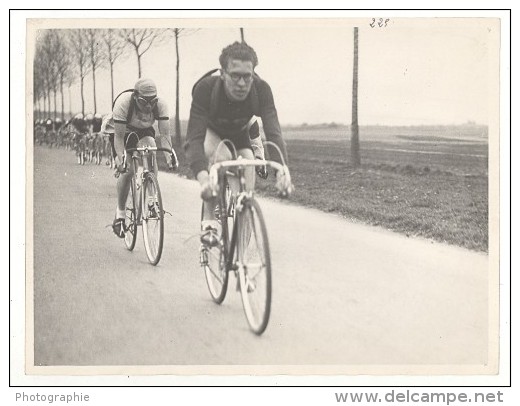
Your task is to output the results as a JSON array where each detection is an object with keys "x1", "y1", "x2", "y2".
[{"x1": 184, "y1": 41, "x2": 293, "y2": 246}]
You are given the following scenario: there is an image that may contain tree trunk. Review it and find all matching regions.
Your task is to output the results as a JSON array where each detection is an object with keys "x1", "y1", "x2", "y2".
[
  {"x1": 137, "y1": 53, "x2": 142, "y2": 78},
  {"x1": 44, "y1": 91, "x2": 48, "y2": 118},
  {"x1": 92, "y1": 65, "x2": 97, "y2": 114},
  {"x1": 110, "y1": 62, "x2": 115, "y2": 104},
  {"x1": 53, "y1": 90, "x2": 57, "y2": 121},
  {"x1": 174, "y1": 30, "x2": 181, "y2": 145},
  {"x1": 80, "y1": 76, "x2": 85, "y2": 116},
  {"x1": 350, "y1": 27, "x2": 361, "y2": 167},
  {"x1": 60, "y1": 77, "x2": 65, "y2": 121},
  {"x1": 68, "y1": 85, "x2": 72, "y2": 117},
  {"x1": 240, "y1": 28, "x2": 245, "y2": 43}
]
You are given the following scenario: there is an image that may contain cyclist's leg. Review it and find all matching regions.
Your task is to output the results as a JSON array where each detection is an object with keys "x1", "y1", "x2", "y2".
[
  {"x1": 137, "y1": 135, "x2": 157, "y2": 177},
  {"x1": 236, "y1": 147, "x2": 255, "y2": 254},
  {"x1": 247, "y1": 117, "x2": 265, "y2": 160},
  {"x1": 202, "y1": 128, "x2": 234, "y2": 223},
  {"x1": 236, "y1": 147, "x2": 255, "y2": 190},
  {"x1": 113, "y1": 133, "x2": 136, "y2": 216},
  {"x1": 235, "y1": 126, "x2": 256, "y2": 193}
]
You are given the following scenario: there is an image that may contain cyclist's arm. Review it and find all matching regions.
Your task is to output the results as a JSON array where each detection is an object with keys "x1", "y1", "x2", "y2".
[
  {"x1": 157, "y1": 118, "x2": 174, "y2": 165},
  {"x1": 185, "y1": 79, "x2": 212, "y2": 178},
  {"x1": 113, "y1": 122, "x2": 126, "y2": 166},
  {"x1": 257, "y1": 80, "x2": 289, "y2": 166}
]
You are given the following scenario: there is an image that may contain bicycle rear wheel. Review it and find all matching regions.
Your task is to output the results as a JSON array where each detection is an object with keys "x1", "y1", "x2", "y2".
[
  {"x1": 124, "y1": 178, "x2": 138, "y2": 251},
  {"x1": 237, "y1": 198, "x2": 272, "y2": 335},
  {"x1": 142, "y1": 172, "x2": 164, "y2": 265},
  {"x1": 201, "y1": 196, "x2": 230, "y2": 304}
]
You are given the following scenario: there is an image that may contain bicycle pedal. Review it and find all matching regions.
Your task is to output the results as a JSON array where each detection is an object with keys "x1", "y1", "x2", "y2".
[{"x1": 199, "y1": 246, "x2": 208, "y2": 266}]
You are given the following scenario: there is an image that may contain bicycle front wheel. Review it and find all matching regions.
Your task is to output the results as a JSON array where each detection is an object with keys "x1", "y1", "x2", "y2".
[
  {"x1": 237, "y1": 198, "x2": 272, "y2": 335},
  {"x1": 201, "y1": 200, "x2": 229, "y2": 304},
  {"x1": 142, "y1": 172, "x2": 164, "y2": 265},
  {"x1": 124, "y1": 178, "x2": 138, "y2": 251}
]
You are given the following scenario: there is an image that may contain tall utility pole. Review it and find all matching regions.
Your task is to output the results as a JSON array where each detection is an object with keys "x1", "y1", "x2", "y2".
[
  {"x1": 240, "y1": 28, "x2": 245, "y2": 43},
  {"x1": 351, "y1": 27, "x2": 361, "y2": 167},
  {"x1": 174, "y1": 28, "x2": 181, "y2": 145}
]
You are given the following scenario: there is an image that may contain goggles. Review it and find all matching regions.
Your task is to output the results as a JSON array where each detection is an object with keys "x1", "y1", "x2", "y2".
[{"x1": 135, "y1": 95, "x2": 159, "y2": 109}]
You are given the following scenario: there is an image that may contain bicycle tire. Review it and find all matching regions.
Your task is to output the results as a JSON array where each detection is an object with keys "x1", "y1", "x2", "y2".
[
  {"x1": 142, "y1": 172, "x2": 164, "y2": 265},
  {"x1": 237, "y1": 198, "x2": 272, "y2": 335},
  {"x1": 124, "y1": 177, "x2": 138, "y2": 251},
  {"x1": 201, "y1": 180, "x2": 234, "y2": 304}
]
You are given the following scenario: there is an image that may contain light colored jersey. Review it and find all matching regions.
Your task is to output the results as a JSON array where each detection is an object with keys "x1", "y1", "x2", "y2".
[{"x1": 101, "y1": 92, "x2": 169, "y2": 134}]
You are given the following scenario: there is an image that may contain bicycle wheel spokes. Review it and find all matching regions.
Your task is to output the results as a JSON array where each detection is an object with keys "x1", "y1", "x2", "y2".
[
  {"x1": 238, "y1": 199, "x2": 271, "y2": 335},
  {"x1": 202, "y1": 202, "x2": 229, "y2": 304},
  {"x1": 124, "y1": 180, "x2": 138, "y2": 251},
  {"x1": 202, "y1": 241, "x2": 228, "y2": 303},
  {"x1": 142, "y1": 173, "x2": 164, "y2": 265}
]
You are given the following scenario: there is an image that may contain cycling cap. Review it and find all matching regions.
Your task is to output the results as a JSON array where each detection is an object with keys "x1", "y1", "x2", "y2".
[{"x1": 134, "y1": 78, "x2": 157, "y2": 97}]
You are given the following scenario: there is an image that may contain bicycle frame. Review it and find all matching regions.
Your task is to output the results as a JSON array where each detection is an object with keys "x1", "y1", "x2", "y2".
[
  {"x1": 124, "y1": 145, "x2": 172, "y2": 221},
  {"x1": 211, "y1": 158, "x2": 290, "y2": 274}
]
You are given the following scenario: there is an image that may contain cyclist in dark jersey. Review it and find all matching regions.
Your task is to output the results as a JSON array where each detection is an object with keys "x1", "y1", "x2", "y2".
[{"x1": 185, "y1": 41, "x2": 292, "y2": 245}]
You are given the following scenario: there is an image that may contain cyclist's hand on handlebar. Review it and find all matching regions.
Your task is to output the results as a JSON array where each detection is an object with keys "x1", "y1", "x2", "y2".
[
  {"x1": 198, "y1": 171, "x2": 218, "y2": 201},
  {"x1": 114, "y1": 156, "x2": 127, "y2": 174},
  {"x1": 200, "y1": 179, "x2": 219, "y2": 201},
  {"x1": 256, "y1": 164, "x2": 268, "y2": 179},
  {"x1": 166, "y1": 154, "x2": 177, "y2": 171},
  {"x1": 275, "y1": 170, "x2": 293, "y2": 198}
]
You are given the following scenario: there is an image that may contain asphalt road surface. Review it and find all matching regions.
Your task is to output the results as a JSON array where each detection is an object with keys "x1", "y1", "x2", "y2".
[{"x1": 31, "y1": 146, "x2": 490, "y2": 371}]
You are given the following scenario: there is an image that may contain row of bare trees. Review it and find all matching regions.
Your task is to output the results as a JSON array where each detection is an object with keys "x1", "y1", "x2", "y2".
[{"x1": 34, "y1": 28, "x2": 198, "y2": 144}]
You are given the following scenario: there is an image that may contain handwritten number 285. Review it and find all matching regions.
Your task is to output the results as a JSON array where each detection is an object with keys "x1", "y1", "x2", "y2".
[{"x1": 370, "y1": 18, "x2": 390, "y2": 28}]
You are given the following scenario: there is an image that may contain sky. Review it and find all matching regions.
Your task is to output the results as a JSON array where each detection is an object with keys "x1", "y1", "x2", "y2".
[{"x1": 29, "y1": 17, "x2": 499, "y2": 126}]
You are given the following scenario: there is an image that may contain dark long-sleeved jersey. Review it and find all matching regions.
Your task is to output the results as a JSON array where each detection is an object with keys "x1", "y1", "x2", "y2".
[{"x1": 184, "y1": 75, "x2": 288, "y2": 176}]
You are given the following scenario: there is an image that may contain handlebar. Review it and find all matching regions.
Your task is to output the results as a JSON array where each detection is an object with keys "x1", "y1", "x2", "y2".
[
  {"x1": 208, "y1": 158, "x2": 292, "y2": 197},
  {"x1": 123, "y1": 146, "x2": 178, "y2": 169},
  {"x1": 124, "y1": 146, "x2": 175, "y2": 155},
  {"x1": 114, "y1": 146, "x2": 178, "y2": 178}
]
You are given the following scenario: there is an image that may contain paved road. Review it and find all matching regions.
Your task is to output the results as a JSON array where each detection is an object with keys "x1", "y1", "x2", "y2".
[{"x1": 31, "y1": 146, "x2": 490, "y2": 371}]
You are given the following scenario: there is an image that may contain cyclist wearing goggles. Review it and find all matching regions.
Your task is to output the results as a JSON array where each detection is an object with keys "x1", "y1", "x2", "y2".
[
  {"x1": 106, "y1": 78, "x2": 175, "y2": 238},
  {"x1": 184, "y1": 41, "x2": 293, "y2": 245}
]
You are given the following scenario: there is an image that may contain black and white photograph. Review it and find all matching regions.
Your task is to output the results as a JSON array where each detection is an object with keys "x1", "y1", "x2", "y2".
[{"x1": 9, "y1": 8, "x2": 512, "y2": 394}]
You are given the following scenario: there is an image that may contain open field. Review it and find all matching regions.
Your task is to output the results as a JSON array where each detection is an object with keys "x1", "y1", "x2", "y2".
[{"x1": 170, "y1": 124, "x2": 489, "y2": 252}]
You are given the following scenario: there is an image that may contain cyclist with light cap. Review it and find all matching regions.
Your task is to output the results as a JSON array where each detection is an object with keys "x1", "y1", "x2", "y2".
[{"x1": 104, "y1": 78, "x2": 176, "y2": 238}]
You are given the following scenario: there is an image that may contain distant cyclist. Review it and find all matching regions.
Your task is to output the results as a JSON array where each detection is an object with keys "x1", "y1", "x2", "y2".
[
  {"x1": 184, "y1": 41, "x2": 293, "y2": 246},
  {"x1": 92, "y1": 113, "x2": 103, "y2": 133},
  {"x1": 103, "y1": 78, "x2": 176, "y2": 238}
]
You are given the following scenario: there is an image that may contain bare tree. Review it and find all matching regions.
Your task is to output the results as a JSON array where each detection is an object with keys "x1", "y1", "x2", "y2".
[
  {"x1": 46, "y1": 30, "x2": 73, "y2": 121},
  {"x1": 46, "y1": 31, "x2": 60, "y2": 120},
  {"x1": 85, "y1": 29, "x2": 106, "y2": 114},
  {"x1": 67, "y1": 76, "x2": 74, "y2": 117},
  {"x1": 33, "y1": 69, "x2": 44, "y2": 120},
  {"x1": 240, "y1": 28, "x2": 245, "y2": 43},
  {"x1": 350, "y1": 27, "x2": 360, "y2": 167},
  {"x1": 36, "y1": 31, "x2": 58, "y2": 120},
  {"x1": 167, "y1": 28, "x2": 199, "y2": 145},
  {"x1": 33, "y1": 46, "x2": 46, "y2": 120},
  {"x1": 120, "y1": 28, "x2": 166, "y2": 78},
  {"x1": 103, "y1": 28, "x2": 127, "y2": 103},
  {"x1": 69, "y1": 29, "x2": 91, "y2": 116}
]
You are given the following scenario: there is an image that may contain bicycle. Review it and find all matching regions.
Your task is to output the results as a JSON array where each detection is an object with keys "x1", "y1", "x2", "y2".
[
  {"x1": 199, "y1": 140, "x2": 292, "y2": 335},
  {"x1": 119, "y1": 133, "x2": 178, "y2": 266},
  {"x1": 74, "y1": 132, "x2": 87, "y2": 165}
]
